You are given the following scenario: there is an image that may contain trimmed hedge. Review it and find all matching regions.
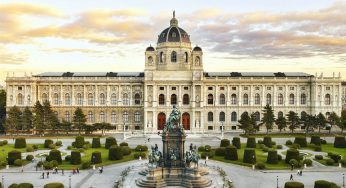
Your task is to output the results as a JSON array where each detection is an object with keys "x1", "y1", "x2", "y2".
[
  {"x1": 220, "y1": 139, "x2": 230, "y2": 147},
  {"x1": 105, "y1": 137, "x2": 117, "y2": 149},
  {"x1": 334, "y1": 136, "x2": 346, "y2": 148},
  {"x1": 224, "y1": 146, "x2": 238, "y2": 161},
  {"x1": 263, "y1": 136, "x2": 272, "y2": 148},
  {"x1": 119, "y1": 142, "x2": 128, "y2": 147},
  {"x1": 134, "y1": 152, "x2": 146, "y2": 159},
  {"x1": 246, "y1": 137, "x2": 256, "y2": 148},
  {"x1": 82, "y1": 161, "x2": 91, "y2": 169},
  {"x1": 314, "y1": 180, "x2": 338, "y2": 188},
  {"x1": 303, "y1": 159, "x2": 313, "y2": 166},
  {"x1": 121, "y1": 146, "x2": 132, "y2": 156},
  {"x1": 284, "y1": 181, "x2": 304, "y2": 188},
  {"x1": 294, "y1": 137, "x2": 307, "y2": 147},
  {"x1": 325, "y1": 158, "x2": 335, "y2": 166},
  {"x1": 8, "y1": 150, "x2": 21, "y2": 165},
  {"x1": 310, "y1": 135, "x2": 321, "y2": 146},
  {"x1": 135, "y1": 145, "x2": 148, "y2": 152},
  {"x1": 243, "y1": 148, "x2": 256, "y2": 164},
  {"x1": 75, "y1": 136, "x2": 85, "y2": 148},
  {"x1": 198, "y1": 146, "x2": 205, "y2": 152},
  {"x1": 9, "y1": 183, "x2": 34, "y2": 188},
  {"x1": 109, "y1": 146, "x2": 123, "y2": 160},
  {"x1": 201, "y1": 152, "x2": 214, "y2": 159},
  {"x1": 26, "y1": 155, "x2": 34, "y2": 161},
  {"x1": 48, "y1": 149, "x2": 62, "y2": 164},
  {"x1": 285, "y1": 149, "x2": 299, "y2": 163},
  {"x1": 44, "y1": 182, "x2": 64, "y2": 188},
  {"x1": 267, "y1": 149, "x2": 278, "y2": 164},
  {"x1": 14, "y1": 159, "x2": 23, "y2": 166},
  {"x1": 70, "y1": 151, "x2": 81, "y2": 165},
  {"x1": 232, "y1": 137, "x2": 241, "y2": 149},
  {"x1": 204, "y1": 145, "x2": 212, "y2": 152},
  {"x1": 255, "y1": 162, "x2": 266, "y2": 169},
  {"x1": 315, "y1": 155, "x2": 323, "y2": 160},
  {"x1": 44, "y1": 139, "x2": 54, "y2": 148},
  {"x1": 14, "y1": 137, "x2": 26, "y2": 148},
  {"x1": 215, "y1": 147, "x2": 226, "y2": 156},
  {"x1": 91, "y1": 151, "x2": 102, "y2": 164},
  {"x1": 92, "y1": 138, "x2": 101, "y2": 148}
]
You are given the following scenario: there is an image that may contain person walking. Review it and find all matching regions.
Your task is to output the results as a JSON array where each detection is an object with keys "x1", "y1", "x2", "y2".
[
  {"x1": 77, "y1": 168, "x2": 79, "y2": 174},
  {"x1": 42, "y1": 172, "x2": 45, "y2": 179},
  {"x1": 62, "y1": 169, "x2": 64, "y2": 176},
  {"x1": 47, "y1": 171, "x2": 49, "y2": 178},
  {"x1": 300, "y1": 170, "x2": 303, "y2": 176},
  {"x1": 290, "y1": 174, "x2": 293, "y2": 181}
]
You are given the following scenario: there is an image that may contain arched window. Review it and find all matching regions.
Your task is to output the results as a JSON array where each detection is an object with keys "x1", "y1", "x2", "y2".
[
  {"x1": 254, "y1": 111, "x2": 260, "y2": 121},
  {"x1": 231, "y1": 112, "x2": 237, "y2": 122},
  {"x1": 160, "y1": 52, "x2": 164, "y2": 63},
  {"x1": 134, "y1": 93, "x2": 141, "y2": 105},
  {"x1": 123, "y1": 111, "x2": 129, "y2": 123},
  {"x1": 243, "y1": 94, "x2": 249, "y2": 105},
  {"x1": 123, "y1": 93, "x2": 129, "y2": 105},
  {"x1": 301, "y1": 94, "x2": 306, "y2": 105},
  {"x1": 17, "y1": 93, "x2": 23, "y2": 105},
  {"x1": 88, "y1": 111, "x2": 94, "y2": 123},
  {"x1": 76, "y1": 93, "x2": 82, "y2": 105},
  {"x1": 195, "y1": 56, "x2": 200, "y2": 65},
  {"x1": 88, "y1": 93, "x2": 94, "y2": 105},
  {"x1": 65, "y1": 93, "x2": 71, "y2": 105},
  {"x1": 289, "y1": 94, "x2": 295, "y2": 104},
  {"x1": 171, "y1": 94, "x2": 177, "y2": 105},
  {"x1": 111, "y1": 112, "x2": 116, "y2": 123},
  {"x1": 219, "y1": 111, "x2": 225, "y2": 122},
  {"x1": 208, "y1": 94, "x2": 213, "y2": 105},
  {"x1": 184, "y1": 52, "x2": 188, "y2": 63},
  {"x1": 325, "y1": 94, "x2": 331, "y2": 105},
  {"x1": 99, "y1": 93, "x2": 106, "y2": 105},
  {"x1": 255, "y1": 94, "x2": 260, "y2": 105},
  {"x1": 65, "y1": 111, "x2": 70, "y2": 122},
  {"x1": 208, "y1": 112, "x2": 213, "y2": 122},
  {"x1": 159, "y1": 94, "x2": 165, "y2": 105},
  {"x1": 148, "y1": 56, "x2": 153, "y2": 64},
  {"x1": 134, "y1": 111, "x2": 141, "y2": 122},
  {"x1": 266, "y1": 94, "x2": 271, "y2": 105},
  {"x1": 53, "y1": 93, "x2": 59, "y2": 105},
  {"x1": 100, "y1": 111, "x2": 106, "y2": 122},
  {"x1": 278, "y1": 94, "x2": 283, "y2": 105},
  {"x1": 183, "y1": 94, "x2": 189, "y2": 105},
  {"x1": 171, "y1": 51, "x2": 177, "y2": 62},
  {"x1": 278, "y1": 111, "x2": 283, "y2": 118},
  {"x1": 111, "y1": 94, "x2": 117, "y2": 105},
  {"x1": 42, "y1": 93, "x2": 48, "y2": 103},
  {"x1": 231, "y1": 94, "x2": 237, "y2": 105},
  {"x1": 219, "y1": 94, "x2": 226, "y2": 105}
]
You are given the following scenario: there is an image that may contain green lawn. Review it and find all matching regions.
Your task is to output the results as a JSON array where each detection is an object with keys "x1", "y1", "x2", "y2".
[
  {"x1": 0, "y1": 144, "x2": 50, "y2": 161},
  {"x1": 240, "y1": 133, "x2": 346, "y2": 138}
]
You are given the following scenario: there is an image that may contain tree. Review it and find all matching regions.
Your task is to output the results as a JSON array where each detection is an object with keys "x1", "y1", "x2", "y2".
[
  {"x1": 260, "y1": 104, "x2": 275, "y2": 134},
  {"x1": 0, "y1": 89, "x2": 6, "y2": 133},
  {"x1": 275, "y1": 116, "x2": 287, "y2": 132},
  {"x1": 94, "y1": 122, "x2": 113, "y2": 135},
  {"x1": 238, "y1": 112, "x2": 254, "y2": 134},
  {"x1": 5, "y1": 106, "x2": 22, "y2": 134},
  {"x1": 60, "y1": 120, "x2": 72, "y2": 135},
  {"x1": 328, "y1": 112, "x2": 339, "y2": 134},
  {"x1": 33, "y1": 101, "x2": 44, "y2": 135},
  {"x1": 303, "y1": 114, "x2": 317, "y2": 136},
  {"x1": 84, "y1": 124, "x2": 98, "y2": 135},
  {"x1": 73, "y1": 107, "x2": 86, "y2": 135},
  {"x1": 250, "y1": 112, "x2": 260, "y2": 131},
  {"x1": 337, "y1": 118, "x2": 346, "y2": 134},
  {"x1": 21, "y1": 107, "x2": 33, "y2": 131},
  {"x1": 286, "y1": 111, "x2": 300, "y2": 133},
  {"x1": 316, "y1": 113, "x2": 327, "y2": 133}
]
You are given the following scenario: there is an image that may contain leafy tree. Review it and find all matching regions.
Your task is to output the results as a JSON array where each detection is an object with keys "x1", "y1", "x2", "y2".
[
  {"x1": 303, "y1": 114, "x2": 317, "y2": 136},
  {"x1": 337, "y1": 118, "x2": 346, "y2": 134},
  {"x1": 286, "y1": 111, "x2": 300, "y2": 133},
  {"x1": 260, "y1": 104, "x2": 275, "y2": 134},
  {"x1": 60, "y1": 120, "x2": 72, "y2": 135},
  {"x1": 84, "y1": 124, "x2": 98, "y2": 134},
  {"x1": 33, "y1": 101, "x2": 44, "y2": 135},
  {"x1": 275, "y1": 116, "x2": 287, "y2": 132},
  {"x1": 250, "y1": 112, "x2": 260, "y2": 131},
  {"x1": 5, "y1": 106, "x2": 22, "y2": 134},
  {"x1": 0, "y1": 89, "x2": 6, "y2": 133},
  {"x1": 94, "y1": 122, "x2": 113, "y2": 135},
  {"x1": 21, "y1": 107, "x2": 33, "y2": 131},
  {"x1": 317, "y1": 113, "x2": 327, "y2": 133},
  {"x1": 328, "y1": 112, "x2": 339, "y2": 134},
  {"x1": 238, "y1": 112, "x2": 254, "y2": 134},
  {"x1": 73, "y1": 107, "x2": 86, "y2": 135}
]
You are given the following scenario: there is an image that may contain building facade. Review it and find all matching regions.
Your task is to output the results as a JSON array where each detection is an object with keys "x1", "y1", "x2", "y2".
[{"x1": 5, "y1": 14, "x2": 342, "y2": 133}]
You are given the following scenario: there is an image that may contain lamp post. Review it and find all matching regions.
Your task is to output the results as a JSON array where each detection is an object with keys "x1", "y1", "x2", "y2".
[
  {"x1": 221, "y1": 122, "x2": 224, "y2": 139},
  {"x1": 69, "y1": 175, "x2": 72, "y2": 188},
  {"x1": 252, "y1": 155, "x2": 255, "y2": 170},
  {"x1": 276, "y1": 176, "x2": 279, "y2": 188},
  {"x1": 343, "y1": 173, "x2": 345, "y2": 188},
  {"x1": 123, "y1": 123, "x2": 126, "y2": 140},
  {"x1": 2, "y1": 175, "x2": 4, "y2": 188}
]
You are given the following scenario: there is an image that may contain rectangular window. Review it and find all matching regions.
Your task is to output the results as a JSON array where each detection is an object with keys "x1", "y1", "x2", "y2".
[
  {"x1": 255, "y1": 87, "x2": 260, "y2": 90},
  {"x1": 267, "y1": 87, "x2": 271, "y2": 90},
  {"x1": 172, "y1": 87, "x2": 176, "y2": 90},
  {"x1": 18, "y1": 86, "x2": 22, "y2": 90},
  {"x1": 208, "y1": 87, "x2": 213, "y2": 90},
  {"x1": 290, "y1": 87, "x2": 294, "y2": 90},
  {"x1": 326, "y1": 87, "x2": 330, "y2": 90},
  {"x1": 244, "y1": 87, "x2": 248, "y2": 90},
  {"x1": 184, "y1": 87, "x2": 188, "y2": 90},
  {"x1": 220, "y1": 87, "x2": 224, "y2": 90},
  {"x1": 278, "y1": 87, "x2": 283, "y2": 90},
  {"x1": 160, "y1": 87, "x2": 164, "y2": 90},
  {"x1": 232, "y1": 87, "x2": 236, "y2": 90}
]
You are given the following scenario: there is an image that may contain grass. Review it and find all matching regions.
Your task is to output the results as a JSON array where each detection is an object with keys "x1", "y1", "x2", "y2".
[
  {"x1": 240, "y1": 133, "x2": 346, "y2": 138},
  {"x1": 0, "y1": 144, "x2": 50, "y2": 161}
]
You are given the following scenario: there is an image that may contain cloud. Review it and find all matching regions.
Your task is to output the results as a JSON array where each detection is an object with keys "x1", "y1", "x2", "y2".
[{"x1": 0, "y1": 47, "x2": 27, "y2": 64}]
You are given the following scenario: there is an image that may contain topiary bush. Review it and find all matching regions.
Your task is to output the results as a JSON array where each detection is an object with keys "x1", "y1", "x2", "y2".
[
  {"x1": 105, "y1": 137, "x2": 117, "y2": 149},
  {"x1": 134, "y1": 152, "x2": 146, "y2": 159},
  {"x1": 315, "y1": 155, "x2": 323, "y2": 160},
  {"x1": 267, "y1": 149, "x2": 278, "y2": 164},
  {"x1": 276, "y1": 145, "x2": 283, "y2": 149},
  {"x1": 26, "y1": 146, "x2": 34, "y2": 152},
  {"x1": 67, "y1": 146, "x2": 73, "y2": 150},
  {"x1": 75, "y1": 136, "x2": 85, "y2": 148},
  {"x1": 325, "y1": 158, "x2": 335, "y2": 166},
  {"x1": 215, "y1": 147, "x2": 226, "y2": 156},
  {"x1": 109, "y1": 146, "x2": 123, "y2": 160},
  {"x1": 92, "y1": 137, "x2": 101, "y2": 148},
  {"x1": 263, "y1": 136, "x2": 272, "y2": 148},
  {"x1": 286, "y1": 140, "x2": 293, "y2": 145},
  {"x1": 50, "y1": 160, "x2": 58, "y2": 168},
  {"x1": 26, "y1": 155, "x2": 34, "y2": 161},
  {"x1": 310, "y1": 135, "x2": 321, "y2": 146},
  {"x1": 224, "y1": 146, "x2": 238, "y2": 161},
  {"x1": 48, "y1": 149, "x2": 62, "y2": 164},
  {"x1": 334, "y1": 136, "x2": 346, "y2": 148},
  {"x1": 198, "y1": 146, "x2": 205, "y2": 152},
  {"x1": 91, "y1": 151, "x2": 102, "y2": 164},
  {"x1": 82, "y1": 161, "x2": 91, "y2": 169},
  {"x1": 13, "y1": 159, "x2": 23, "y2": 166},
  {"x1": 284, "y1": 181, "x2": 304, "y2": 188},
  {"x1": 121, "y1": 146, "x2": 132, "y2": 156},
  {"x1": 49, "y1": 144, "x2": 56, "y2": 149},
  {"x1": 3, "y1": 140, "x2": 8, "y2": 145},
  {"x1": 255, "y1": 162, "x2": 266, "y2": 169},
  {"x1": 314, "y1": 180, "x2": 337, "y2": 188},
  {"x1": 246, "y1": 137, "x2": 256, "y2": 148},
  {"x1": 55, "y1": 141, "x2": 62, "y2": 146},
  {"x1": 44, "y1": 182, "x2": 64, "y2": 188},
  {"x1": 329, "y1": 153, "x2": 341, "y2": 163},
  {"x1": 285, "y1": 149, "x2": 299, "y2": 163},
  {"x1": 70, "y1": 151, "x2": 81, "y2": 165},
  {"x1": 135, "y1": 145, "x2": 148, "y2": 152},
  {"x1": 243, "y1": 148, "x2": 256, "y2": 164},
  {"x1": 14, "y1": 137, "x2": 26, "y2": 148},
  {"x1": 232, "y1": 137, "x2": 241, "y2": 149},
  {"x1": 83, "y1": 144, "x2": 91, "y2": 150},
  {"x1": 303, "y1": 159, "x2": 312, "y2": 166},
  {"x1": 321, "y1": 139, "x2": 327, "y2": 145},
  {"x1": 204, "y1": 145, "x2": 212, "y2": 152},
  {"x1": 8, "y1": 150, "x2": 21, "y2": 165},
  {"x1": 201, "y1": 152, "x2": 214, "y2": 159},
  {"x1": 294, "y1": 136, "x2": 307, "y2": 147},
  {"x1": 65, "y1": 155, "x2": 71, "y2": 162},
  {"x1": 9, "y1": 183, "x2": 34, "y2": 188},
  {"x1": 44, "y1": 139, "x2": 54, "y2": 148},
  {"x1": 220, "y1": 139, "x2": 230, "y2": 147},
  {"x1": 119, "y1": 142, "x2": 128, "y2": 147},
  {"x1": 289, "y1": 159, "x2": 299, "y2": 168}
]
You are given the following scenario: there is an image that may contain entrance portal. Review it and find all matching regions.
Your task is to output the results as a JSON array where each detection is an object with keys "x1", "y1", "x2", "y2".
[
  {"x1": 158, "y1": 112, "x2": 166, "y2": 130},
  {"x1": 182, "y1": 112, "x2": 190, "y2": 130}
]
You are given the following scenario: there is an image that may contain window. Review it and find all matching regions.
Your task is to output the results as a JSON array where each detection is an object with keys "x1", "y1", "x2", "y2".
[
  {"x1": 171, "y1": 94, "x2": 177, "y2": 105},
  {"x1": 184, "y1": 52, "x2": 188, "y2": 63},
  {"x1": 183, "y1": 94, "x2": 189, "y2": 105},
  {"x1": 232, "y1": 87, "x2": 236, "y2": 90},
  {"x1": 160, "y1": 87, "x2": 164, "y2": 90},
  {"x1": 88, "y1": 93, "x2": 94, "y2": 105},
  {"x1": 160, "y1": 52, "x2": 164, "y2": 63},
  {"x1": 244, "y1": 87, "x2": 248, "y2": 90},
  {"x1": 184, "y1": 87, "x2": 188, "y2": 90},
  {"x1": 111, "y1": 112, "x2": 116, "y2": 123},
  {"x1": 123, "y1": 93, "x2": 129, "y2": 105},
  {"x1": 289, "y1": 94, "x2": 295, "y2": 104},
  {"x1": 53, "y1": 93, "x2": 59, "y2": 105},
  {"x1": 27, "y1": 95, "x2": 30, "y2": 103},
  {"x1": 290, "y1": 87, "x2": 294, "y2": 90},
  {"x1": 278, "y1": 111, "x2": 283, "y2": 118},
  {"x1": 18, "y1": 86, "x2": 22, "y2": 90},
  {"x1": 111, "y1": 94, "x2": 117, "y2": 105},
  {"x1": 172, "y1": 87, "x2": 176, "y2": 90},
  {"x1": 134, "y1": 93, "x2": 141, "y2": 105},
  {"x1": 301, "y1": 87, "x2": 305, "y2": 90},
  {"x1": 255, "y1": 87, "x2": 260, "y2": 90},
  {"x1": 254, "y1": 111, "x2": 260, "y2": 121},
  {"x1": 231, "y1": 94, "x2": 237, "y2": 105},
  {"x1": 220, "y1": 87, "x2": 225, "y2": 90},
  {"x1": 255, "y1": 94, "x2": 260, "y2": 105},
  {"x1": 208, "y1": 87, "x2": 213, "y2": 90},
  {"x1": 99, "y1": 93, "x2": 106, "y2": 105},
  {"x1": 172, "y1": 32, "x2": 176, "y2": 37},
  {"x1": 208, "y1": 112, "x2": 213, "y2": 122},
  {"x1": 267, "y1": 87, "x2": 271, "y2": 90},
  {"x1": 159, "y1": 94, "x2": 165, "y2": 105},
  {"x1": 278, "y1": 94, "x2": 283, "y2": 105},
  {"x1": 65, "y1": 111, "x2": 70, "y2": 122},
  {"x1": 231, "y1": 112, "x2": 237, "y2": 122},
  {"x1": 301, "y1": 94, "x2": 306, "y2": 105},
  {"x1": 88, "y1": 111, "x2": 94, "y2": 123},
  {"x1": 219, "y1": 112, "x2": 225, "y2": 122},
  {"x1": 17, "y1": 93, "x2": 23, "y2": 105},
  {"x1": 100, "y1": 111, "x2": 106, "y2": 122},
  {"x1": 76, "y1": 93, "x2": 83, "y2": 105},
  {"x1": 42, "y1": 93, "x2": 48, "y2": 103},
  {"x1": 148, "y1": 56, "x2": 153, "y2": 64},
  {"x1": 134, "y1": 112, "x2": 141, "y2": 122},
  {"x1": 171, "y1": 51, "x2": 177, "y2": 62},
  {"x1": 123, "y1": 112, "x2": 129, "y2": 123},
  {"x1": 325, "y1": 94, "x2": 331, "y2": 105},
  {"x1": 65, "y1": 93, "x2": 71, "y2": 105},
  {"x1": 243, "y1": 94, "x2": 249, "y2": 105},
  {"x1": 278, "y1": 87, "x2": 283, "y2": 90},
  {"x1": 219, "y1": 94, "x2": 226, "y2": 105},
  {"x1": 266, "y1": 94, "x2": 271, "y2": 105},
  {"x1": 208, "y1": 94, "x2": 213, "y2": 105},
  {"x1": 326, "y1": 87, "x2": 330, "y2": 90}
]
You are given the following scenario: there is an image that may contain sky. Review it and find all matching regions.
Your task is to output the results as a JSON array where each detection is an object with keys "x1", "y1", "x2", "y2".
[{"x1": 0, "y1": 0, "x2": 346, "y2": 85}]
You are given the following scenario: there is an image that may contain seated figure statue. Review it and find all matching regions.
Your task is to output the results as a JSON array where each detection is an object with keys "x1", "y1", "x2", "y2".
[{"x1": 164, "y1": 105, "x2": 181, "y2": 132}]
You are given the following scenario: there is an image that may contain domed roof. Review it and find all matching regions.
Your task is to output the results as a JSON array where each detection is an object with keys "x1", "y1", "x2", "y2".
[
  {"x1": 157, "y1": 11, "x2": 190, "y2": 44},
  {"x1": 146, "y1": 46, "x2": 155, "y2": 51},
  {"x1": 193, "y1": 46, "x2": 202, "y2": 51}
]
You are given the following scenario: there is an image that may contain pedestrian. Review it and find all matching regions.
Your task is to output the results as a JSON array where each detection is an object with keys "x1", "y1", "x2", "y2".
[
  {"x1": 77, "y1": 168, "x2": 79, "y2": 174},
  {"x1": 42, "y1": 172, "x2": 45, "y2": 179},
  {"x1": 290, "y1": 174, "x2": 293, "y2": 181},
  {"x1": 291, "y1": 164, "x2": 294, "y2": 171},
  {"x1": 300, "y1": 170, "x2": 303, "y2": 176},
  {"x1": 47, "y1": 171, "x2": 49, "y2": 178},
  {"x1": 62, "y1": 169, "x2": 64, "y2": 176},
  {"x1": 55, "y1": 167, "x2": 58, "y2": 174},
  {"x1": 73, "y1": 169, "x2": 76, "y2": 174},
  {"x1": 101, "y1": 166, "x2": 103, "y2": 173},
  {"x1": 148, "y1": 138, "x2": 150, "y2": 142},
  {"x1": 204, "y1": 159, "x2": 207, "y2": 166},
  {"x1": 297, "y1": 170, "x2": 300, "y2": 175},
  {"x1": 98, "y1": 167, "x2": 101, "y2": 173}
]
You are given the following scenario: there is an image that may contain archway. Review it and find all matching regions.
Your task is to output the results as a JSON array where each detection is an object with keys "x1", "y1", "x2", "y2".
[
  {"x1": 182, "y1": 112, "x2": 190, "y2": 130},
  {"x1": 158, "y1": 112, "x2": 166, "y2": 130}
]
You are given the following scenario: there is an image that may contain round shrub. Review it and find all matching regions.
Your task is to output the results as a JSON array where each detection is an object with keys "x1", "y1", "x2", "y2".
[
  {"x1": 121, "y1": 146, "x2": 132, "y2": 156},
  {"x1": 83, "y1": 144, "x2": 91, "y2": 150},
  {"x1": 36, "y1": 161, "x2": 43, "y2": 168},
  {"x1": 10, "y1": 183, "x2": 34, "y2": 188},
  {"x1": 134, "y1": 152, "x2": 146, "y2": 159},
  {"x1": 313, "y1": 145, "x2": 322, "y2": 152},
  {"x1": 315, "y1": 155, "x2": 323, "y2": 160},
  {"x1": 198, "y1": 146, "x2": 205, "y2": 152},
  {"x1": 8, "y1": 150, "x2": 21, "y2": 165},
  {"x1": 91, "y1": 151, "x2": 102, "y2": 164},
  {"x1": 65, "y1": 155, "x2": 71, "y2": 162},
  {"x1": 334, "y1": 136, "x2": 346, "y2": 148},
  {"x1": 294, "y1": 137, "x2": 307, "y2": 147},
  {"x1": 204, "y1": 145, "x2": 211, "y2": 152},
  {"x1": 201, "y1": 152, "x2": 214, "y2": 159},
  {"x1": 14, "y1": 159, "x2": 23, "y2": 166},
  {"x1": 243, "y1": 148, "x2": 256, "y2": 164},
  {"x1": 220, "y1": 139, "x2": 230, "y2": 147},
  {"x1": 325, "y1": 158, "x2": 335, "y2": 166},
  {"x1": 75, "y1": 136, "x2": 85, "y2": 148},
  {"x1": 92, "y1": 137, "x2": 101, "y2": 148},
  {"x1": 289, "y1": 159, "x2": 299, "y2": 167},
  {"x1": 286, "y1": 140, "x2": 293, "y2": 145},
  {"x1": 26, "y1": 146, "x2": 34, "y2": 152},
  {"x1": 9, "y1": 183, "x2": 18, "y2": 188},
  {"x1": 255, "y1": 162, "x2": 266, "y2": 169},
  {"x1": 0, "y1": 161, "x2": 7, "y2": 167},
  {"x1": 284, "y1": 181, "x2": 304, "y2": 188},
  {"x1": 3, "y1": 140, "x2": 8, "y2": 145},
  {"x1": 215, "y1": 147, "x2": 226, "y2": 156},
  {"x1": 314, "y1": 180, "x2": 335, "y2": 188},
  {"x1": 232, "y1": 137, "x2": 241, "y2": 149},
  {"x1": 78, "y1": 148, "x2": 85, "y2": 153},
  {"x1": 70, "y1": 151, "x2": 81, "y2": 165},
  {"x1": 329, "y1": 153, "x2": 341, "y2": 163},
  {"x1": 276, "y1": 145, "x2": 283, "y2": 149},
  {"x1": 262, "y1": 146, "x2": 269, "y2": 152},
  {"x1": 43, "y1": 161, "x2": 52, "y2": 169},
  {"x1": 224, "y1": 146, "x2": 238, "y2": 161},
  {"x1": 285, "y1": 149, "x2": 299, "y2": 163},
  {"x1": 49, "y1": 144, "x2": 56, "y2": 149},
  {"x1": 291, "y1": 144, "x2": 301, "y2": 149},
  {"x1": 267, "y1": 149, "x2": 278, "y2": 164},
  {"x1": 32, "y1": 144, "x2": 38, "y2": 150},
  {"x1": 14, "y1": 137, "x2": 26, "y2": 148},
  {"x1": 50, "y1": 160, "x2": 58, "y2": 167},
  {"x1": 55, "y1": 141, "x2": 62, "y2": 146},
  {"x1": 120, "y1": 142, "x2": 128, "y2": 146},
  {"x1": 135, "y1": 145, "x2": 148, "y2": 152},
  {"x1": 82, "y1": 161, "x2": 91, "y2": 169},
  {"x1": 310, "y1": 135, "x2": 321, "y2": 146},
  {"x1": 105, "y1": 137, "x2": 117, "y2": 149},
  {"x1": 67, "y1": 146, "x2": 73, "y2": 150},
  {"x1": 109, "y1": 146, "x2": 123, "y2": 160},
  {"x1": 44, "y1": 139, "x2": 54, "y2": 148},
  {"x1": 303, "y1": 159, "x2": 312, "y2": 166},
  {"x1": 44, "y1": 182, "x2": 64, "y2": 188},
  {"x1": 246, "y1": 137, "x2": 256, "y2": 148},
  {"x1": 278, "y1": 155, "x2": 282, "y2": 161},
  {"x1": 26, "y1": 155, "x2": 34, "y2": 161},
  {"x1": 271, "y1": 141, "x2": 276, "y2": 146},
  {"x1": 321, "y1": 139, "x2": 327, "y2": 145},
  {"x1": 48, "y1": 149, "x2": 62, "y2": 164},
  {"x1": 263, "y1": 136, "x2": 272, "y2": 148}
]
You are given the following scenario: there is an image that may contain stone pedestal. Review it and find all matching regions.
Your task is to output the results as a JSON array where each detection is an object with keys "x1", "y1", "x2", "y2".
[{"x1": 162, "y1": 127, "x2": 186, "y2": 167}]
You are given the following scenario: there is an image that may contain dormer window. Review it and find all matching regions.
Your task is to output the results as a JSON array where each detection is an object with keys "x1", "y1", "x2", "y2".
[
  {"x1": 172, "y1": 32, "x2": 176, "y2": 37},
  {"x1": 171, "y1": 51, "x2": 177, "y2": 62}
]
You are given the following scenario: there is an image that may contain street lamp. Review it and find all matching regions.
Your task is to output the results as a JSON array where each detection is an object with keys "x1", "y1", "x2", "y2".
[
  {"x1": 343, "y1": 173, "x2": 345, "y2": 188},
  {"x1": 69, "y1": 175, "x2": 72, "y2": 188},
  {"x1": 221, "y1": 122, "x2": 224, "y2": 139},
  {"x1": 276, "y1": 176, "x2": 279, "y2": 188},
  {"x1": 123, "y1": 123, "x2": 126, "y2": 140},
  {"x1": 252, "y1": 155, "x2": 255, "y2": 170},
  {"x1": 2, "y1": 175, "x2": 4, "y2": 188}
]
